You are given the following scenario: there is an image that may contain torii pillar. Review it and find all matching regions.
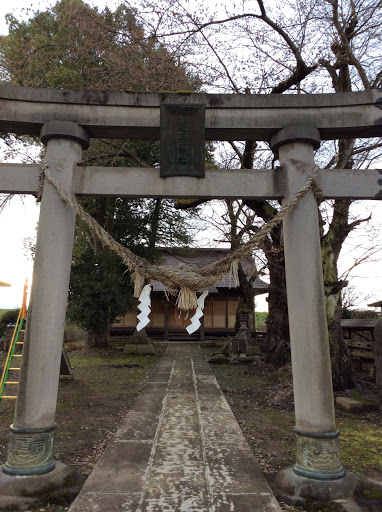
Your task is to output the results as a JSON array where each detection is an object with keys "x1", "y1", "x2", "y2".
[
  {"x1": 2, "y1": 121, "x2": 89, "y2": 477},
  {"x1": 271, "y1": 127, "x2": 358, "y2": 499}
]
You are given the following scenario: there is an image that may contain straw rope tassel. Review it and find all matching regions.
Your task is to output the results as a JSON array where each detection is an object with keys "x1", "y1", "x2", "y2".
[
  {"x1": 133, "y1": 271, "x2": 145, "y2": 299},
  {"x1": 176, "y1": 287, "x2": 198, "y2": 311},
  {"x1": 229, "y1": 260, "x2": 240, "y2": 288}
]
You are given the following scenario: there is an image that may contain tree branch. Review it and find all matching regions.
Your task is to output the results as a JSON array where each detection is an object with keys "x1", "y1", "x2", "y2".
[
  {"x1": 330, "y1": 0, "x2": 370, "y2": 89},
  {"x1": 347, "y1": 213, "x2": 372, "y2": 232},
  {"x1": 191, "y1": 18, "x2": 240, "y2": 93},
  {"x1": 372, "y1": 68, "x2": 382, "y2": 88},
  {"x1": 228, "y1": 141, "x2": 243, "y2": 164}
]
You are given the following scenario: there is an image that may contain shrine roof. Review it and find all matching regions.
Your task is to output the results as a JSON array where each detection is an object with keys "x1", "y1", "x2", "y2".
[
  {"x1": 151, "y1": 248, "x2": 268, "y2": 294},
  {"x1": 340, "y1": 319, "x2": 380, "y2": 330},
  {"x1": 368, "y1": 300, "x2": 382, "y2": 308}
]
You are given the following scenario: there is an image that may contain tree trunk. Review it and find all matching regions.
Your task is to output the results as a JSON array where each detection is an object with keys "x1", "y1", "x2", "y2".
[
  {"x1": 86, "y1": 328, "x2": 110, "y2": 348},
  {"x1": 322, "y1": 208, "x2": 355, "y2": 390},
  {"x1": 242, "y1": 198, "x2": 290, "y2": 366},
  {"x1": 326, "y1": 295, "x2": 354, "y2": 390},
  {"x1": 264, "y1": 247, "x2": 290, "y2": 366},
  {"x1": 234, "y1": 263, "x2": 255, "y2": 333},
  {"x1": 148, "y1": 199, "x2": 162, "y2": 250}
]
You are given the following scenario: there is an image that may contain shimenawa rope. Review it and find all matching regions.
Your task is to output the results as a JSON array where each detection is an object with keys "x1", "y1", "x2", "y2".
[{"x1": 39, "y1": 164, "x2": 322, "y2": 310}]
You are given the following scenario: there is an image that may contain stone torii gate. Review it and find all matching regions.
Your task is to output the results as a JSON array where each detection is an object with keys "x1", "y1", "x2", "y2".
[{"x1": 0, "y1": 85, "x2": 381, "y2": 501}]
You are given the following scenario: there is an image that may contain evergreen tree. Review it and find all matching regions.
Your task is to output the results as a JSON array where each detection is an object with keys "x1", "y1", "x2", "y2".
[{"x1": 0, "y1": 0, "x2": 202, "y2": 345}]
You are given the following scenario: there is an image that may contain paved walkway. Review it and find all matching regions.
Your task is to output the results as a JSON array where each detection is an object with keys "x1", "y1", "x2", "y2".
[{"x1": 69, "y1": 344, "x2": 281, "y2": 511}]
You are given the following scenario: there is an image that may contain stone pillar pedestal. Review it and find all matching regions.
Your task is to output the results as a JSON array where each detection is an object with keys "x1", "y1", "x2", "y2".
[
  {"x1": 235, "y1": 311, "x2": 250, "y2": 355},
  {"x1": 2, "y1": 121, "x2": 89, "y2": 477},
  {"x1": 271, "y1": 127, "x2": 355, "y2": 499}
]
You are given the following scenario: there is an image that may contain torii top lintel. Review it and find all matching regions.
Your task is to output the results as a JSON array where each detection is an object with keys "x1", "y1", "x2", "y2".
[{"x1": 0, "y1": 85, "x2": 381, "y2": 142}]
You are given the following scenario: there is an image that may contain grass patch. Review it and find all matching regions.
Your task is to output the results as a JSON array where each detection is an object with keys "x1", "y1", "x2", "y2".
[
  {"x1": 243, "y1": 408, "x2": 295, "y2": 448},
  {"x1": 255, "y1": 311, "x2": 268, "y2": 330},
  {"x1": 0, "y1": 348, "x2": 159, "y2": 480},
  {"x1": 0, "y1": 309, "x2": 9, "y2": 321},
  {"x1": 362, "y1": 486, "x2": 382, "y2": 499},
  {"x1": 339, "y1": 417, "x2": 382, "y2": 474},
  {"x1": 212, "y1": 364, "x2": 268, "y2": 392},
  {"x1": 208, "y1": 351, "x2": 382, "y2": 480},
  {"x1": 55, "y1": 352, "x2": 157, "y2": 409},
  {"x1": 256, "y1": 407, "x2": 294, "y2": 429}
]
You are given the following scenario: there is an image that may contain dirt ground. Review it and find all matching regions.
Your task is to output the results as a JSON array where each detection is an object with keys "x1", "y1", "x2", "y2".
[
  {"x1": 204, "y1": 348, "x2": 382, "y2": 511},
  {"x1": 0, "y1": 343, "x2": 381, "y2": 512},
  {"x1": 206, "y1": 355, "x2": 382, "y2": 480},
  {"x1": 0, "y1": 344, "x2": 165, "y2": 511}
]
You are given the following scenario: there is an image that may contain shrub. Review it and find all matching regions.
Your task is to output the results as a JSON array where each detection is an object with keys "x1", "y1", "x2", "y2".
[
  {"x1": 125, "y1": 330, "x2": 151, "y2": 345},
  {"x1": 64, "y1": 325, "x2": 87, "y2": 343},
  {"x1": 0, "y1": 309, "x2": 19, "y2": 337}
]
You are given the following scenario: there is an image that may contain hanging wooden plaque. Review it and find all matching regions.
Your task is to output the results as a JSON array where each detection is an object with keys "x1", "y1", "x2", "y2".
[{"x1": 160, "y1": 103, "x2": 205, "y2": 178}]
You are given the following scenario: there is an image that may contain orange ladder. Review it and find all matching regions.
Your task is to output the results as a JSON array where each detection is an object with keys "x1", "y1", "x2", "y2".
[{"x1": 0, "y1": 280, "x2": 28, "y2": 401}]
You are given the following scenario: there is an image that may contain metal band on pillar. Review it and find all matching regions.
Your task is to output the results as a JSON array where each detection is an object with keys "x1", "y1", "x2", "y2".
[
  {"x1": 3, "y1": 121, "x2": 89, "y2": 477},
  {"x1": 293, "y1": 428, "x2": 345, "y2": 480},
  {"x1": 4, "y1": 424, "x2": 57, "y2": 476},
  {"x1": 270, "y1": 126, "x2": 346, "y2": 492}
]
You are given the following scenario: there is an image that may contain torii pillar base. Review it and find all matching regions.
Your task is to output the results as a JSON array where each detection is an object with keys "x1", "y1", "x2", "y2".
[
  {"x1": 0, "y1": 462, "x2": 84, "y2": 511},
  {"x1": 275, "y1": 466, "x2": 360, "y2": 502}
]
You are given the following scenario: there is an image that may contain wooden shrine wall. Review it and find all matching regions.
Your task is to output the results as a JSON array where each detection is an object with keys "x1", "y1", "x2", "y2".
[{"x1": 111, "y1": 298, "x2": 240, "y2": 332}]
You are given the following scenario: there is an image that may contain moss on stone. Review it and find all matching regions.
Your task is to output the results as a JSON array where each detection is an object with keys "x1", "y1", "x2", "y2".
[{"x1": 208, "y1": 353, "x2": 229, "y2": 364}]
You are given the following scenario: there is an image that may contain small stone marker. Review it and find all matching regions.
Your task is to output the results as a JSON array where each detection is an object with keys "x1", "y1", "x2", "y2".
[{"x1": 335, "y1": 396, "x2": 378, "y2": 413}]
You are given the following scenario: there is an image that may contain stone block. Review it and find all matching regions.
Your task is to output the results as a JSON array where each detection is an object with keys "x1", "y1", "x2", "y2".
[
  {"x1": 246, "y1": 344, "x2": 261, "y2": 356},
  {"x1": 123, "y1": 344, "x2": 137, "y2": 355},
  {"x1": 69, "y1": 492, "x2": 140, "y2": 512},
  {"x1": 136, "y1": 344, "x2": 155, "y2": 355},
  {"x1": 269, "y1": 365, "x2": 293, "y2": 384},
  {"x1": 275, "y1": 466, "x2": 360, "y2": 501},
  {"x1": 335, "y1": 396, "x2": 378, "y2": 412},
  {"x1": 123, "y1": 343, "x2": 155, "y2": 355},
  {"x1": 0, "y1": 462, "x2": 84, "y2": 510},
  {"x1": 79, "y1": 441, "x2": 152, "y2": 494}
]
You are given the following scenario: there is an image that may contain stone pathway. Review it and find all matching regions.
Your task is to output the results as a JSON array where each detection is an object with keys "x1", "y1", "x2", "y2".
[{"x1": 69, "y1": 344, "x2": 281, "y2": 511}]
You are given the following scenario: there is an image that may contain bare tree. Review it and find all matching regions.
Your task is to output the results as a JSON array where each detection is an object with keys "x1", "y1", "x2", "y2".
[{"x1": 130, "y1": 0, "x2": 382, "y2": 389}]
